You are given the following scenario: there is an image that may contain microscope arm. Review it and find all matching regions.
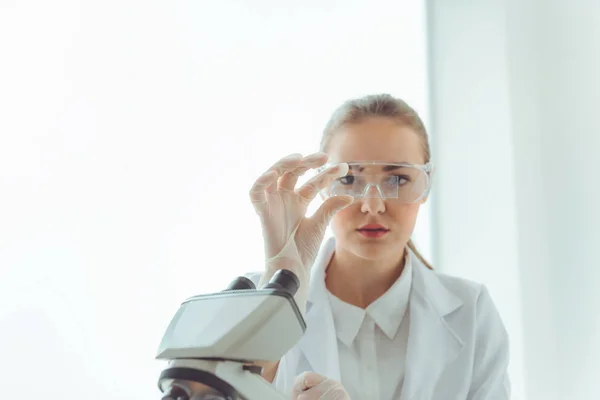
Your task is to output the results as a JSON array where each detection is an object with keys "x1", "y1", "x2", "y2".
[{"x1": 156, "y1": 270, "x2": 305, "y2": 400}]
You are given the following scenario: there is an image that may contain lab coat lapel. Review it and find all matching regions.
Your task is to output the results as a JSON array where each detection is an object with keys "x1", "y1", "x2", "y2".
[
  {"x1": 401, "y1": 256, "x2": 465, "y2": 399},
  {"x1": 297, "y1": 237, "x2": 341, "y2": 381},
  {"x1": 298, "y1": 300, "x2": 341, "y2": 381}
]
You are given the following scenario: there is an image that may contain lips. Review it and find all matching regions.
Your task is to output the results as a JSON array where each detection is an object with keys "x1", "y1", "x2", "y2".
[
  {"x1": 357, "y1": 224, "x2": 389, "y2": 231},
  {"x1": 357, "y1": 224, "x2": 389, "y2": 238}
]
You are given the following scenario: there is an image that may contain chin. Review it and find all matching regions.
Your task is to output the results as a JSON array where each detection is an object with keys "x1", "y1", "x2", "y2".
[
  {"x1": 349, "y1": 232, "x2": 408, "y2": 256},
  {"x1": 348, "y1": 239, "x2": 394, "y2": 260}
]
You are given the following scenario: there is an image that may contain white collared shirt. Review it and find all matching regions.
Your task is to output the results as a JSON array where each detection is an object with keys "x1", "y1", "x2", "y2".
[{"x1": 326, "y1": 252, "x2": 413, "y2": 400}]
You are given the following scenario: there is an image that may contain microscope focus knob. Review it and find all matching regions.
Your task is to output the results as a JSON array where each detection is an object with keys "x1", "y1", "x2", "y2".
[{"x1": 224, "y1": 276, "x2": 256, "y2": 291}]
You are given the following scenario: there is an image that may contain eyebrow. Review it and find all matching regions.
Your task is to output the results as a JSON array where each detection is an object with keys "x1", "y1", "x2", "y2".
[
  {"x1": 348, "y1": 164, "x2": 409, "y2": 172},
  {"x1": 382, "y1": 165, "x2": 405, "y2": 172}
]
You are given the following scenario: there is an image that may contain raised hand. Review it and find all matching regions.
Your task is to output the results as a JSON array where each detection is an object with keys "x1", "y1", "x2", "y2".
[{"x1": 249, "y1": 153, "x2": 353, "y2": 311}]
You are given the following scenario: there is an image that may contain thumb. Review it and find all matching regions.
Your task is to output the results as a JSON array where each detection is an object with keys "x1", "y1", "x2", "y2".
[{"x1": 312, "y1": 195, "x2": 354, "y2": 228}]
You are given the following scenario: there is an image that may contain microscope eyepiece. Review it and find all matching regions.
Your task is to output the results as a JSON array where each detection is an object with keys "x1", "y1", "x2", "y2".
[
  {"x1": 263, "y1": 269, "x2": 300, "y2": 296},
  {"x1": 224, "y1": 276, "x2": 256, "y2": 291}
]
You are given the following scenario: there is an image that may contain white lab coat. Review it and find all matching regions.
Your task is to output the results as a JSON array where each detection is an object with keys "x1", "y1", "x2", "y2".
[{"x1": 246, "y1": 238, "x2": 511, "y2": 399}]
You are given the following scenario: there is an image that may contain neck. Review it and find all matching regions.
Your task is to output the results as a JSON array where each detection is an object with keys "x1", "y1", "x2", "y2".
[{"x1": 325, "y1": 244, "x2": 407, "y2": 309}]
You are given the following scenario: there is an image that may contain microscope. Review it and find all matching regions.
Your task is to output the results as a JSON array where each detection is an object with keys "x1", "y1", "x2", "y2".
[{"x1": 155, "y1": 269, "x2": 306, "y2": 400}]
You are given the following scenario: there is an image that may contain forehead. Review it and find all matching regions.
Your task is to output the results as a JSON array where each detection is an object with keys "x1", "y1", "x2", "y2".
[{"x1": 326, "y1": 117, "x2": 425, "y2": 164}]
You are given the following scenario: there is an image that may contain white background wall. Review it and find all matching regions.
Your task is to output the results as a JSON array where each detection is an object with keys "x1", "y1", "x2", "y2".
[
  {"x1": 5, "y1": 1, "x2": 595, "y2": 399},
  {"x1": 0, "y1": 1, "x2": 430, "y2": 399},
  {"x1": 427, "y1": 0, "x2": 600, "y2": 399}
]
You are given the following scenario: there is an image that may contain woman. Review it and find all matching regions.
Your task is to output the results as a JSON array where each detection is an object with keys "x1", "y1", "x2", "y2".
[{"x1": 247, "y1": 94, "x2": 510, "y2": 400}]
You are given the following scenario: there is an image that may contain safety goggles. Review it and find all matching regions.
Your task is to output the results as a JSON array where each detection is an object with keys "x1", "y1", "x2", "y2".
[{"x1": 322, "y1": 161, "x2": 433, "y2": 202}]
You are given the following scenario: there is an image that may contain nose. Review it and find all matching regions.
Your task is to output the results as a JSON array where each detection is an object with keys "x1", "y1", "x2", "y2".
[{"x1": 360, "y1": 190, "x2": 386, "y2": 215}]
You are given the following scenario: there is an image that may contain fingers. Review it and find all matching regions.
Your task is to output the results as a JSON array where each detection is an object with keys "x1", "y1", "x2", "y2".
[
  {"x1": 263, "y1": 153, "x2": 304, "y2": 193},
  {"x1": 249, "y1": 154, "x2": 303, "y2": 206},
  {"x1": 302, "y1": 382, "x2": 349, "y2": 400},
  {"x1": 296, "y1": 163, "x2": 349, "y2": 202},
  {"x1": 249, "y1": 153, "x2": 328, "y2": 207},
  {"x1": 311, "y1": 195, "x2": 354, "y2": 228},
  {"x1": 278, "y1": 153, "x2": 328, "y2": 191},
  {"x1": 292, "y1": 372, "x2": 349, "y2": 400},
  {"x1": 292, "y1": 372, "x2": 328, "y2": 395},
  {"x1": 265, "y1": 153, "x2": 304, "y2": 176},
  {"x1": 249, "y1": 169, "x2": 278, "y2": 206}
]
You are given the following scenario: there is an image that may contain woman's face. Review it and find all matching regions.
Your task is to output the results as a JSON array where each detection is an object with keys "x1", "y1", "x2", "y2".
[{"x1": 325, "y1": 117, "x2": 428, "y2": 262}]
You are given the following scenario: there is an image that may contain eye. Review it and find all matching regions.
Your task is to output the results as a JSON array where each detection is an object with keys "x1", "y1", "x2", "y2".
[
  {"x1": 392, "y1": 175, "x2": 411, "y2": 186},
  {"x1": 338, "y1": 175, "x2": 355, "y2": 185}
]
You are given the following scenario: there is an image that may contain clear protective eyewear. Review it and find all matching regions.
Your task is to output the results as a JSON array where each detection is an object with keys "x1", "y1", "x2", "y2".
[{"x1": 322, "y1": 161, "x2": 433, "y2": 202}]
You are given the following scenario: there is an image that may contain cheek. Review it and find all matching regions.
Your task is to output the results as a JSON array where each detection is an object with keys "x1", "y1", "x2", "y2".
[
  {"x1": 330, "y1": 206, "x2": 356, "y2": 232},
  {"x1": 390, "y1": 203, "x2": 421, "y2": 229}
]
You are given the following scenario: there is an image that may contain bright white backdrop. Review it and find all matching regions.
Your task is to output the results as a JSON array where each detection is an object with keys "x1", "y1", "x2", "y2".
[
  {"x1": 0, "y1": 1, "x2": 429, "y2": 398},
  {"x1": 428, "y1": 0, "x2": 600, "y2": 398}
]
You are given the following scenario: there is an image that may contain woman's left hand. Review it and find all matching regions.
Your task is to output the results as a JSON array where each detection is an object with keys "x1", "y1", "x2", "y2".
[{"x1": 291, "y1": 372, "x2": 351, "y2": 400}]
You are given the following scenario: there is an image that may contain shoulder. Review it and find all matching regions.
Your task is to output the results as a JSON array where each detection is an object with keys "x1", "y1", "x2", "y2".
[
  {"x1": 424, "y1": 268, "x2": 508, "y2": 335},
  {"x1": 424, "y1": 266, "x2": 500, "y2": 312},
  {"x1": 439, "y1": 273, "x2": 509, "y2": 359},
  {"x1": 434, "y1": 271, "x2": 486, "y2": 304},
  {"x1": 432, "y1": 273, "x2": 511, "y2": 395}
]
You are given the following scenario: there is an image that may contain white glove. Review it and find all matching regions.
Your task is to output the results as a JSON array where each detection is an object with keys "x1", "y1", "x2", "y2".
[
  {"x1": 249, "y1": 152, "x2": 353, "y2": 314},
  {"x1": 291, "y1": 372, "x2": 351, "y2": 400}
]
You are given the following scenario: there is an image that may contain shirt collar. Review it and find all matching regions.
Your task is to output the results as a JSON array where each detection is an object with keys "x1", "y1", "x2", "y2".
[
  {"x1": 367, "y1": 251, "x2": 412, "y2": 339},
  {"x1": 326, "y1": 249, "x2": 413, "y2": 346},
  {"x1": 327, "y1": 288, "x2": 364, "y2": 347}
]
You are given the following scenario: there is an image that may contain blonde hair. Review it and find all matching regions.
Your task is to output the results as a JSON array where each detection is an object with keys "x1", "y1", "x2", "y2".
[{"x1": 320, "y1": 93, "x2": 434, "y2": 270}]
